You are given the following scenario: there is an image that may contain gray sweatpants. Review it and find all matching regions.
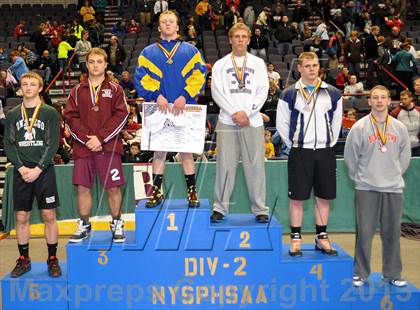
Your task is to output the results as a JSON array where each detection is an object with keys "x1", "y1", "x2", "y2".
[
  {"x1": 213, "y1": 123, "x2": 268, "y2": 216},
  {"x1": 354, "y1": 190, "x2": 403, "y2": 280}
]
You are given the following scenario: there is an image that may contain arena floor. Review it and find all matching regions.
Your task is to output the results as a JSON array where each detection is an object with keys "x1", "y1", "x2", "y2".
[{"x1": 0, "y1": 232, "x2": 418, "y2": 310}]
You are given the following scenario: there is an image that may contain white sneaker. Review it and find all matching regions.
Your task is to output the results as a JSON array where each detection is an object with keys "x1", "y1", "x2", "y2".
[
  {"x1": 382, "y1": 276, "x2": 408, "y2": 287},
  {"x1": 110, "y1": 219, "x2": 126, "y2": 243},
  {"x1": 352, "y1": 275, "x2": 366, "y2": 287}
]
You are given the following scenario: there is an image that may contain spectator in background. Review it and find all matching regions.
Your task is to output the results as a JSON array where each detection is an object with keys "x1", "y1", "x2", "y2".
[
  {"x1": 112, "y1": 20, "x2": 128, "y2": 35},
  {"x1": 195, "y1": 0, "x2": 211, "y2": 31},
  {"x1": 314, "y1": 19, "x2": 329, "y2": 50},
  {"x1": 124, "y1": 142, "x2": 144, "y2": 163},
  {"x1": 264, "y1": 130, "x2": 275, "y2": 159},
  {"x1": 243, "y1": 4, "x2": 256, "y2": 29},
  {"x1": 80, "y1": 0, "x2": 96, "y2": 25},
  {"x1": 128, "y1": 103, "x2": 141, "y2": 124},
  {"x1": 34, "y1": 50, "x2": 54, "y2": 84},
  {"x1": 391, "y1": 90, "x2": 420, "y2": 156},
  {"x1": 226, "y1": 0, "x2": 239, "y2": 11},
  {"x1": 0, "y1": 47, "x2": 6, "y2": 64},
  {"x1": 336, "y1": 66, "x2": 351, "y2": 90},
  {"x1": 255, "y1": 7, "x2": 271, "y2": 36},
  {"x1": 342, "y1": 1, "x2": 355, "y2": 39},
  {"x1": 71, "y1": 19, "x2": 84, "y2": 40},
  {"x1": 153, "y1": 0, "x2": 169, "y2": 22},
  {"x1": 392, "y1": 42, "x2": 417, "y2": 94},
  {"x1": 13, "y1": 21, "x2": 28, "y2": 40},
  {"x1": 292, "y1": 0, "x2": 309, "y2": 32},
  {"x1": 75, "y1": 30, "x2": 92, "y2": 74},
  {"x1": 105, "y1": 36, "x2": 126, "y2": 76},
  {"x1": 138, "y1": 0, "x2": 153, "y2": 26},
  {"x1": 385, "y1": 13, "x2": 405, "y2": 31},
  {"x1": 22, "y1": 46, "x2": 37, "y2": 69},
  {"x1": 327, "y1": 30, "x2": 344, "y2": 70},
  {"x1": 120, "y1": 71, "x2": 137, "y2": 99},
  {"x1": 32, "y1": 24, "x2": 50, "y2": 56},
  {"x1": 365, "y1": 25, "x2": 380, "y2": 89},
  {"x1": 270, "y1": 5, "x2": 283, "y2": 31},
  {"x1": 413, "y1": 77, "x2": 420, "y2": 107},
  {"x1": 304, "y1": 36, "x2": 323, "y2": 59},
  {"x1": 122, "y1": 114, "x2": 142, "y2": 145},
  {"x1": 267, "y1": 62, "x2": 280, "y2": 88},
  {"x1": 345, "y1": 30, "x2": 363, "y2": 76},
  {"x1": 224, "y1": 3, "x2": 240, "y2": 30},
  {"x1": 249, "y1": 27, "x2": 269, "y2": 61},
  {"x1": 301, "y1": 22, "x2": 312, "y2": 40},
  {"x1": 8, "y1": 51, "x2": 29, "y2": 81},
  {"x1": 341, "y1": 108, "x2": 357, "y2": 138},
  {"x1": 185, "y1": 26, "x2": 202, "y2": 50},
  {"x1": 274, "y1": 15, "x2": 294, "y2": 56},
  {"x1": 388, "y1": 26, "x2": 406, "y2": 55},
  {"x1": 57, "y1": 37, "x2": 74, "y2": 73},
  {"x1": 344, "y1": 74, "x2": 364, "y2": 107},
  {"x1": 52, "y1": 103, "x2": 72, "y2": 164},
  {"x1": 128, "y1": 18, "x2": 141, "y2": 33}
]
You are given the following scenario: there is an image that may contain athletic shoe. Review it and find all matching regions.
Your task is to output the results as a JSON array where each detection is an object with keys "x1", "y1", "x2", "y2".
[
  {"x1": 255, "y1": 214, "x2": 269, "y2": 223},
  {"x1": 69, "y1": 219, "x2": 91, "y2": 243},
  {"x1": 382, "y1": 276, "x2": 408, "y2": 287},
  {"x1": 47, "y1": 256, "x2": 62, "y2": 277},
  {"x1": 11, "y1": 256, "x2": 31, "y2": 278},
  {"x1": 146, "y1": 185, "x2": 163, "y2": 208},
  {"x1": 289, "y1": 233, "x2": 303, "y2": 257},
  {"x1": 315, "y1": 232, "x2": 338, "y2": 255},
  {"x1": 187, "y1": 185, "x2": 200, "y2": 208},
  {"x1": 352, "y1": 275, "x2": 366, "y2": 287},
  {"x1": 210, "y1": 211, "x2": 224, "y2": 223},
  {"x1": 110, "y1": 218, "x2": 126, "y2": 243}
]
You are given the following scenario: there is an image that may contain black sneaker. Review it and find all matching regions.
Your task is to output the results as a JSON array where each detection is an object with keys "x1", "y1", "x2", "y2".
[
  {"x1": 210, "y1": 211, "x2": 224, "y2": 223},
  {"x1": 69, "y1": 219, "x2": 91, "y2": 243},
  {"x1": 255, "y1": 214, "x2": 269, "y2": 223},
  {"x1": 187, "y1": 185, "x2": 200, "y2": 208},
  {"x1": 11, "y1": 256, "x2": 31, "y2": 278},
  {"x1": 146, "y1": 185, "x2": 163, "y2": 208},
  {"x1": 47, "y1": 256, "x2": 62, "y2": 277},
  {"x1": 110, "y1": 218, "x2": 126, "y2": 243}
]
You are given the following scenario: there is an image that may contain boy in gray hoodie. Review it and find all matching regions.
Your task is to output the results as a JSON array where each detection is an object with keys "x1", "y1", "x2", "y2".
[{"x1": 344, "y1": 85, "x2": 411, "y2": 287}]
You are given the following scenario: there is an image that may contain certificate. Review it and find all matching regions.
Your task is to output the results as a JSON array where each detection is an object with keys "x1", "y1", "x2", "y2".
[{"x1": 141, "y1": 102, "x2": 207, "y2": 153}]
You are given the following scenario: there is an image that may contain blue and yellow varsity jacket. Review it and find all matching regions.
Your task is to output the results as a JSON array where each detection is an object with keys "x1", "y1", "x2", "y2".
[{"x1": 134, "y1": 39, "x2": 206, "y2": 104}]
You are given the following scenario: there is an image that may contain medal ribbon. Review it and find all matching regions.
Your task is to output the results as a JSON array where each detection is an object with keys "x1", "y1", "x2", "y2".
[
  {"x1": 231, "y1": 54, "x2": 247, "y2": 85},
  {"x1": 299, "y1": 79, "x2": 322, "y2": 105},
  {"x1": 88, "y1": 79, "x2": 103, "y2": 108},
  {"x1": 21, "y1": 102, "x2": 42, "y2": 134},
  {"x1": 370, "y1": 114, "x2": 389, "y2": 147},
  {"x1": 157, "y1": 41, "x2": 181, "y2": 63}
]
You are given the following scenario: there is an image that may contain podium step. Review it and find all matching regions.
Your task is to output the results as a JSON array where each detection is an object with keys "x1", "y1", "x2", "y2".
[{"x1": 1, "y1": 262, "x2": 68, "y2": 310}]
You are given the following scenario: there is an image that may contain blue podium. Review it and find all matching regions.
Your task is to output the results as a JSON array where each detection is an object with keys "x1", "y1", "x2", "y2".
[{"x1": 2, "y1": 199, "x2": 419, "y2": 309}]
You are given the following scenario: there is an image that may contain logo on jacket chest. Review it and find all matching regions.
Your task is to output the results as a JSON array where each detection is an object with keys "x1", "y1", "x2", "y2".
[{"x1": 102, "y1": 89, "x2": 112, "y2": 98}]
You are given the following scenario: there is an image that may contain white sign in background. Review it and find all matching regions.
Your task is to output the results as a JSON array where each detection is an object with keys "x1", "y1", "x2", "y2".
[{"x1": 141, "y1": 102, "x2": 207, "y2": 154}]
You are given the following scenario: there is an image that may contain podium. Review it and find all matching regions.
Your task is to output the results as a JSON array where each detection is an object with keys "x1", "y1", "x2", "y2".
[{"x1": 2, "y1": 199, "x2": 419, "y2": 309}]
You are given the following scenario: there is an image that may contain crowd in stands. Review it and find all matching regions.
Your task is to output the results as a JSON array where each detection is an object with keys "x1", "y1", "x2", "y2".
[{"x1": 0, "y1": 0, "x2": 419, "y2": 164}]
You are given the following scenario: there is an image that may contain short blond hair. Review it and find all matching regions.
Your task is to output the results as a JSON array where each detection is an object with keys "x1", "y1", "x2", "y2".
[
  {"x1": 370, "y1": 85, "x2": 390, "y2": 97},
  {"x1": 400, "y1": 90, "x2": 412, "y2": 98},
  {"x1": 20, "y1": 71, "x2": 44, "y2": 88},
  {"x1": 228, "y1": 22, "x2": 251, "y2": 38},
  {"x1": 159, "y1": 10, "x2": 180, "y2": 26},
  {"x1": 297, "y1": 51, "x2": 318, "y2": 65},
  {"x1": 86, "y1": 47, "x2": 108, "y2": 62}
]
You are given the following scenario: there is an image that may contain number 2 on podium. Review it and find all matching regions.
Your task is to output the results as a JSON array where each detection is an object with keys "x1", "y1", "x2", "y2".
[
  {"x1": 310, "y1": 264, "x2": 323, "y2": 280},
  {"x1": 239, "y1": 231, "x2": 250, "y2": 248},
  {"x1": 167, "y1": 213, "x2": 178, "y2": 231}
]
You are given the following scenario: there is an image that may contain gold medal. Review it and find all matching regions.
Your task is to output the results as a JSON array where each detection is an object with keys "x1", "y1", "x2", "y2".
[
  {"x1": 157, "y1": 41, "x2": 181, "y2": 65},
  {"x1": 231, "y1": 53, "x2": 247, "y2": 90},
  {"x1": 89, "y1": 79, "x2": 103, "y2": 112},
  {"x1": 371, "y1": 114, "x2": 389, "y2": 152},
  {"x1": 21, "y1": 102, "x2": 42, "y2": 141}
]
